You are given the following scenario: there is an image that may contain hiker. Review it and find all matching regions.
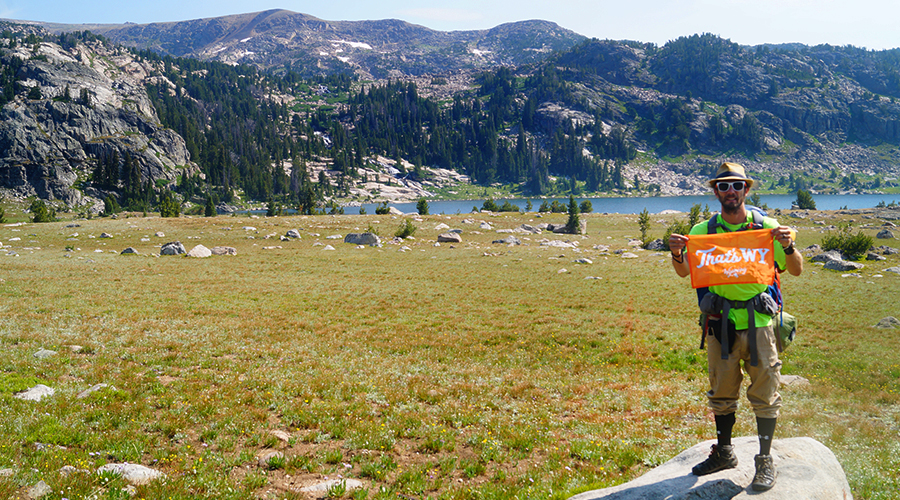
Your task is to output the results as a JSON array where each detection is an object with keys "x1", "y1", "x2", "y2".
[{"x1": 668, "y1": 162, "x2": 803, "y2": 491}]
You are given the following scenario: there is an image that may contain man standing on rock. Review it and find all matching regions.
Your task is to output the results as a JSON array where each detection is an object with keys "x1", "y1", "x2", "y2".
[{"x1": 668, "y1": 162, "x2": 803, "y2": 491}]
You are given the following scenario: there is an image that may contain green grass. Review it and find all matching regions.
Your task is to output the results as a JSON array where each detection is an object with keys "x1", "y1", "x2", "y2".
[{"x1": 0, "y1": 210, "x2": 898, "y2": 498}]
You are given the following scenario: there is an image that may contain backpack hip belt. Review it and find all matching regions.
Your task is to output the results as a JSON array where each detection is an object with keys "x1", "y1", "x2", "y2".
[{"x1": 699, "y1": 291, "x2": 779, "y2": 366}]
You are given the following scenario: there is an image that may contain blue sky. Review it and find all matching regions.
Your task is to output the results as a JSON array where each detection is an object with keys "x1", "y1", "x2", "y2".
[{"x1": 3, "y1": 0, "x2": 899, "y2": 50}]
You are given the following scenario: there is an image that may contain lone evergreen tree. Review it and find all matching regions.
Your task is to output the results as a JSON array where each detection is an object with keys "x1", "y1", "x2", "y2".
[
  {"x1": 204, "y1": 195, "x2": 216, "y2": 217},
  {"x1": 638, "y1": 208, "x2": 651, "y2": 245},
  {"x1": 565, "y1": 195, "x2": 581, "y2": 234},
  {"x1": 416, "y1": 198, "x2": 429, "y2": 215},
  {"x1": 795, "y1": 189, "x2": 816, "y2": 210}
]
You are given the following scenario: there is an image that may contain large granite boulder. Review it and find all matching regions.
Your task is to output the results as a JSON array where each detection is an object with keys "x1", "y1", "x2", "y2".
[
  {"x1": 160, "y1": 241, "x2": 186, "y2": 255},
  {"x1": 344, "y1": 232, "x2": 381, "y2": 246},
  {"x1": 567, "y1": 437, "x2": 852, "y2": 500},
  {"x1": 437, "y1": 232, "x2": 462, "y2": 243},
  {"x1": 824, "y1": 259, "x2": 864, "y2": 271}
]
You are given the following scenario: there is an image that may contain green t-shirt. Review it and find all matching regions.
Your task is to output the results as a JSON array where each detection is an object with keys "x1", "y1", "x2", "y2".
[{"x1": 689, "y1": 212, "x2": 786, "y2": 329}]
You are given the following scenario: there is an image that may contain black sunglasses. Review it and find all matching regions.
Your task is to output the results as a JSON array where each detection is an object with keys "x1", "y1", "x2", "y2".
[{"x1": 716, "y1": 181, "x2": 746, "y2": 192}]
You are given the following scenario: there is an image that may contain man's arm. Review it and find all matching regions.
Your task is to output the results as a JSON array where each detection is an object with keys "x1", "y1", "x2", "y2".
[
  {"x1": 668, "y1": 233, "x2": 690, "y2": 278},
  {"x1": 771, "y1": 226, "x2": 803, "y2": 276}
]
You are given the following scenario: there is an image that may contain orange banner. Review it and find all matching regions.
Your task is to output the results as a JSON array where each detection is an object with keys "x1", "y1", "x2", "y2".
[{"x1": 686, "y1": 229, "x2": 776, "y2": 289}]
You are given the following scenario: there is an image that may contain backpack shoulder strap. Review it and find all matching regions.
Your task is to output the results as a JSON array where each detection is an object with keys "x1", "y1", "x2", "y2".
[
  {"x1": 749, "y1": 209, "x2": 763, "y2": 228},
  {"x1": 707, "y1": 213, "x2": 720, "y2": 234}
]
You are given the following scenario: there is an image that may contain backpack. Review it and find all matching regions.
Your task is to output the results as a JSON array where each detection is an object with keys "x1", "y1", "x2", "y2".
[{"x1": 697, "y1": 208, "x2": 796, "y2": 353}]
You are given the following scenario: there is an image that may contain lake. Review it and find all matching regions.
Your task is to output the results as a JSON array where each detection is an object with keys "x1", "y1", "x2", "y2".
[{"x1": 353, "y1": 193, "x2": 900, "y2": 216}]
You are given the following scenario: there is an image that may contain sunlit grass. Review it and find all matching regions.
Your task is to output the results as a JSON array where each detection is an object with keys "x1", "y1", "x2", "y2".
[{"x1": 0, "y1": 209, "x2": 898, "y2": 498}]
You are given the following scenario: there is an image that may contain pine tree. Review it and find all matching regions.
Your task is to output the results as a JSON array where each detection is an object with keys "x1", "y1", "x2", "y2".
[{"x1": 565, "y1": 195, "x2": 581, "y2": 234}]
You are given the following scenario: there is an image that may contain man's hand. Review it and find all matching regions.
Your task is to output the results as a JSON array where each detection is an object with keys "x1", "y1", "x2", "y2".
[
  {"x1": 669, "y1": 233, "x2": 689, "y2": 255},
  {"x1": 669, "y1": 233, "x2": 690, "y2": 277},
  {"x1": 770, "y1": 226, "x2": 795, "y2": 249},
  {"x1": 771, "y1": 226, "x2": 803, "y2": 276}
]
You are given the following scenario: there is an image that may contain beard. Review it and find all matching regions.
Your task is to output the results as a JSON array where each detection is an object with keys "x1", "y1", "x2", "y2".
[{"x1": 717, "y1": 193, "x2": 744, "y2": 214}]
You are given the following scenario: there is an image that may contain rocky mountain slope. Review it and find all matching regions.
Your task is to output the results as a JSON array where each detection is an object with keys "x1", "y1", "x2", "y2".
[
  {"x1": 32, "y1": 10, "x2": 586, "y2": 79},
  {"x1": 0, "y1": 32, "x2": 196, "y2": 208}
]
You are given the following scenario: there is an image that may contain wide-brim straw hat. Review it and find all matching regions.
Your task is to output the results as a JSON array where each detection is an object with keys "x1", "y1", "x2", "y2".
[{"x1": 708, "y1": 162, "x2": 754, "y2": 188}]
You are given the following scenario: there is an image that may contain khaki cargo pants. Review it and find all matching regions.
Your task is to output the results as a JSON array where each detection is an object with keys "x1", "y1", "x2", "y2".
[{"x1": 706, "y1": 324, "x2": 782, "y2": 419}]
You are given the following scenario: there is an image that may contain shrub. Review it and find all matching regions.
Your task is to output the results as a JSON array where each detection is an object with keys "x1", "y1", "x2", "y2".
[
  {"x1": 375, "y1": 201, "x2": 390, "y2": 215},
  {"x1": 29, "y1": 199, "x2": 56, "y2": 222},
  {"x1": 498, "y1": 200, "x2": 520, "y2": 212},
  {"x1": 0, "y1": 205, "x2": 5, "y2": 223},
  {"x1": 158, "y1": 190, "x2": 180, "y2": 218},
  {"x1": 481, "y1": 198, "x2": 499, "y2": 212},
  {"x1": 580, "y1": 200, "x2": 593, "y2": 213},
  {"x1": 394, "y1": 219, "x2": 417, "y2": 239},
  {"x1": 821, "y1": 225, "x2": 874, "y2": 260}
]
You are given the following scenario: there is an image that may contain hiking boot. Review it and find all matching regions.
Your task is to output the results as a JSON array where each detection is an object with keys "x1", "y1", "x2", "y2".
[
  {"x1": 691, "y1": 444, "x2": 738, "y2": 476},
  {"x1": 751, "y1": 454, "x2": 776, "y2": 491}
]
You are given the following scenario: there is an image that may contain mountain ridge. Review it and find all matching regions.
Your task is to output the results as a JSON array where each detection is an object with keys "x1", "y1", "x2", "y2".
[{"x1": 13, "y1": 10, "x2": 587, "y2": 79}]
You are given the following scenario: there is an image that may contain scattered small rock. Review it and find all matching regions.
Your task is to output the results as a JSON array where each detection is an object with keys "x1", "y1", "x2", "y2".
[
  {"x1": 257, "y1": 450, "x2": 284, "y2": 467},
  {"x1": 493, "y1": 236, "x2": 521, "y2": 245},
  {"x1": 77, "y1": 383, "x2": 112, "y2": 399},
  {"x1": 574, "y1": 258, "x2": 593, "y2": 264},
  {"x1": 99, "y1": 233, "x2": 113, "y2": 239},
  {"x1": 620, "y1": 252, "x2": 639, "y2": 259},
  {"x1": 781, "y1": 375, "x2": 810, "y2": 387},
  {"x1": 33, "y1": 349, "x2": 57, "y2": 359},
  {"x1": 876, "y1": 229, "x2": 895, "y2": 239},
  {"x1": 121, "y1": 247, "x2": 139, "y2": 255},
  {"x1": 874, "y1": 317, "x2": 900, "y2": 329},
  {"x1": 96, "y1": 463, "x2": 165, "y2": 485},
  {"x1": 270, "y1": 430, "x2": 291, "y2": 443},
  {"x1": 323, "y1": 245, "x2": 336, "y2": 251},
  {"x1": 210, "y1": 246, "x2": 237, "y2": 256},
  {"x1": 285, "y1": 229, "x2": 302, "y2": 239},
  {"x1": 59, "y1": 465, "x2": 89, "y2": 476},
  {"x1": 14, "y1": 384, "x2": 55, "y2": 401},
  {"x1": 437, "y1": 232, "x2": 462, "y2": 243},
  {"x1": 541, "y1": 240, "x2": 575, "y2": 249},
  {"x1": 301, "y1": 478, "x2": 364, "y2": 497},
  {"x1": 25, "y1": 480, "x2": 52, "y2": 499},
  {"x1": 885, "y1": 266, "x2": 900, "y2": 274}
]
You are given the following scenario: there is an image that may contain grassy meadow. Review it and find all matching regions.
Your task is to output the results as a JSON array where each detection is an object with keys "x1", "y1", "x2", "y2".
[{"x1": 0, "y1": 207, "x2": 899, "y2": 499}]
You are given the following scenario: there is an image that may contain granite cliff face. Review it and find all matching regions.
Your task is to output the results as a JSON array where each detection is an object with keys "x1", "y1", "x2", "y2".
[{"x1": 0, "y1": 35, "x2": 195, "y2": 206}]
